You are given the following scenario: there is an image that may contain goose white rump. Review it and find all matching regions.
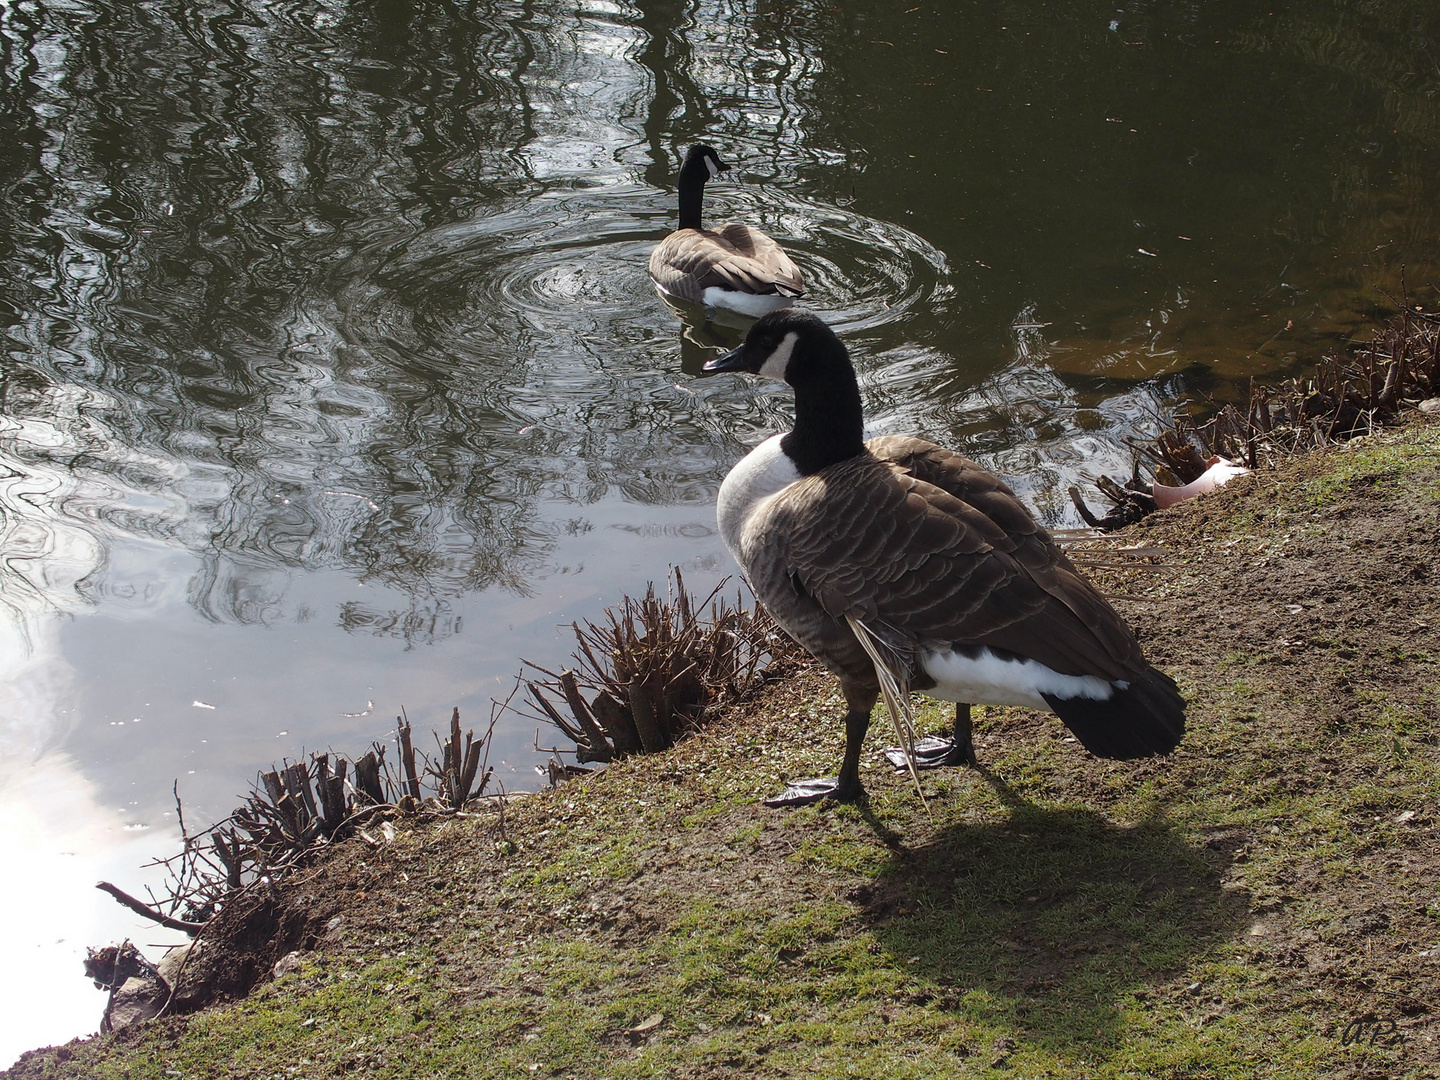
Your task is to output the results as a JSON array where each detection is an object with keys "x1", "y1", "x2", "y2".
[{"x1": 920, "y1": 648, "x2": 1117, "y2": 711}]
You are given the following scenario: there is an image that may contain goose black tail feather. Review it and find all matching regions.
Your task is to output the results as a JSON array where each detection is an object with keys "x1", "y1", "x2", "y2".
[{"x1": 1042, "y1": 667, "x2": 1186, "y2": 760}]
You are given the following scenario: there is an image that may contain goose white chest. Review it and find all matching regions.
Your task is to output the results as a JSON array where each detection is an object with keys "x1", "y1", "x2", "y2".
[{"x1": 716, "y1": 434, "x2": 802, "y2": 565}]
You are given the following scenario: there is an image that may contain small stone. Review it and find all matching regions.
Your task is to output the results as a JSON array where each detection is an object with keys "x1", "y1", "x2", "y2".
[
  {"x1": 108, "y1": 976, "x2": 166, "y2": 1030},
  {"x1": 273, "y1": 951, "x2": 307, "y2": 978},
  {"x1": 156, "y1": 941, "x2": 199, "y2": 985}
]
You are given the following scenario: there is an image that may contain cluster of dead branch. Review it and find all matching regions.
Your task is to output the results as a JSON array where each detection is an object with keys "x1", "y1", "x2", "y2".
[
  {"x1": 1072, "y1": 307, "x2": 1440, "y2": 530},
  {"x1": 100, "y1": 707, "x2": 498, "y2": 938},
  {"x1": 520, "y1": 568, "x2": 800, "y2": 765}
]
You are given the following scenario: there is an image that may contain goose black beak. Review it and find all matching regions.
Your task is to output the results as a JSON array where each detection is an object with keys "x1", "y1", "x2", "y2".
[{"x1": 702, "y1": 344, "x2": 748, "y2": 373}]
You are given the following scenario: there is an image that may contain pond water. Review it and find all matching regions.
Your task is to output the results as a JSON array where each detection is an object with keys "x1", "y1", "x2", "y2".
[{"x1": 3, "y1": 0, "x2": 1438, "y2": 1062}]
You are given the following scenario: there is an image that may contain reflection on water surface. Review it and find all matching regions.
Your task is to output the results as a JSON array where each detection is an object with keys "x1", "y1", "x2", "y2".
[{"x1": 2, "y1": 0, "x2": 1439, "y2": 1062}]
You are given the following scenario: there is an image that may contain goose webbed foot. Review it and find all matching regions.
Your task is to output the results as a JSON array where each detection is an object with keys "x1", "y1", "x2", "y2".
[
  {"x1": 884, "y1": 703, "x2": 978, "y2": 771},
  {"x1": 764, "y1": 775, "x2": 866, "y2": 807},
  {"x1": 765, "y1": 702, "x2": 871, "y2": 807},
  {"x1": 883, "y1": 735, "x2": 976, "y2": 770}
]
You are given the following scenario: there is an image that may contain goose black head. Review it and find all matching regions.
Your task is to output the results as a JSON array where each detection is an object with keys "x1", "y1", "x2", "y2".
[
  {"x1": 703, "y1": 309, "x2": 850, "y2": 385},
  {"x1": 683, "y1": 143, "x2": 731, "y2": 182},
  {"x1": 705, "y1": 310, "x2": 864, "y2": 472}
]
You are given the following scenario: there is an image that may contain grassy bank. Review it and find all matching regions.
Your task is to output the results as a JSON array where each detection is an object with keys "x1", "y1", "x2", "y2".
[{"x1": 7, "y1": 416, "x2": 1439, "y2": 1080}]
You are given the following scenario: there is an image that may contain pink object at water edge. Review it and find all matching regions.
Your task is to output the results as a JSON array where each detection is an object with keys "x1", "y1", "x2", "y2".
[{"x1": 1152, "y1": 456, "x2": 1251, "y2": 509}]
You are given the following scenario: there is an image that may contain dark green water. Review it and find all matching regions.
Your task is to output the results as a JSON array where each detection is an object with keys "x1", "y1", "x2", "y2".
[{"x1": 1, "y1": 0, "x2": 1437, "y2": 1057}]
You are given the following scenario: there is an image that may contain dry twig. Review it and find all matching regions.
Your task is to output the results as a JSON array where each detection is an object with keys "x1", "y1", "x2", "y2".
[{"x1": 518, "y1": 569, "x2": 800, "y2": 766}]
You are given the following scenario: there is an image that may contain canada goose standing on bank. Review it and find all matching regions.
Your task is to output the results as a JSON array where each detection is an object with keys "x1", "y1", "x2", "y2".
[
  {"x1": 649, "y1": 144, "x2": 806, "y2": 318},
  {"x1": 704, "y1": 310, "x2": 1185, "y2": 806}
]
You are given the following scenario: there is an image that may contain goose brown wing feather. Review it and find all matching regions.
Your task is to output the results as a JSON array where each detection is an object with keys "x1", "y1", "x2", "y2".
[
  {"x1": 649, "y1": 225, "x2": 805, "y2": 302},
  {"x1": 751, "y1": 444, "x2": 1143, "y2": 681},
  {"x1": 867, "y1": 435, "x2": 1145, "y2": 671},
  {"x1": 712, "y1": 225, "x2": 805, "y2": 295}
]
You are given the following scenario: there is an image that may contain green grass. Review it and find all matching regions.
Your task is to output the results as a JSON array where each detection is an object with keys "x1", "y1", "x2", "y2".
[
  {"x1": 38, "y1": 757, "x2": 1429, "y2": 1080},
  {"x1": 1301, "y1": 422, "x2": 1440, "y2": 504}
]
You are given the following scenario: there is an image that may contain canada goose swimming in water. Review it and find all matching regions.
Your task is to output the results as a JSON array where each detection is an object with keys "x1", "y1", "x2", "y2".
[
  {"x1": 704, "y1": 309, "x2": 1185, "y2": 806},
  {"x1": 649, "y1": 144, "x2": 806, "y2": 318}
]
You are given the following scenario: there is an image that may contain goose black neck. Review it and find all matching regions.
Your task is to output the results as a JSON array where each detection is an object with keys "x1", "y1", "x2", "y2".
[
  {"x1": 781, "y1": 363, "x2": 867, "y2": 476},
  {"x1": 677, "y1": 156, "x2": 709, "y2": 231}
]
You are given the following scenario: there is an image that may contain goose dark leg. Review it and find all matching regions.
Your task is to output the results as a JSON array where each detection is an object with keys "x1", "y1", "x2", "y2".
[
  {"x1": 949, "y1": 702, "x2": 978, "y2": 766},
  {"x1": 884, "y1": 702, "x2": 979, "y2": 770},
  {"x1": 764, "y1": 694, "x2": 874, "y2": 807}
]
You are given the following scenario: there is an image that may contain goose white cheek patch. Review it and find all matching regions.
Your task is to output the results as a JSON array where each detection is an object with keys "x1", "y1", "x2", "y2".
[
  {"x1": 705, "y1": 156, "x2": 721, "y2": 179},
  {"x1": 758, "y1": 332, "x2": 798, "y2": 381}
]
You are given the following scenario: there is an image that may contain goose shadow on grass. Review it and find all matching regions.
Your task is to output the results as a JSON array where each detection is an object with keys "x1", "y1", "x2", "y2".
[{"x1": 853, "y1": 772, "x2": 1249, "y2": 1054}]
